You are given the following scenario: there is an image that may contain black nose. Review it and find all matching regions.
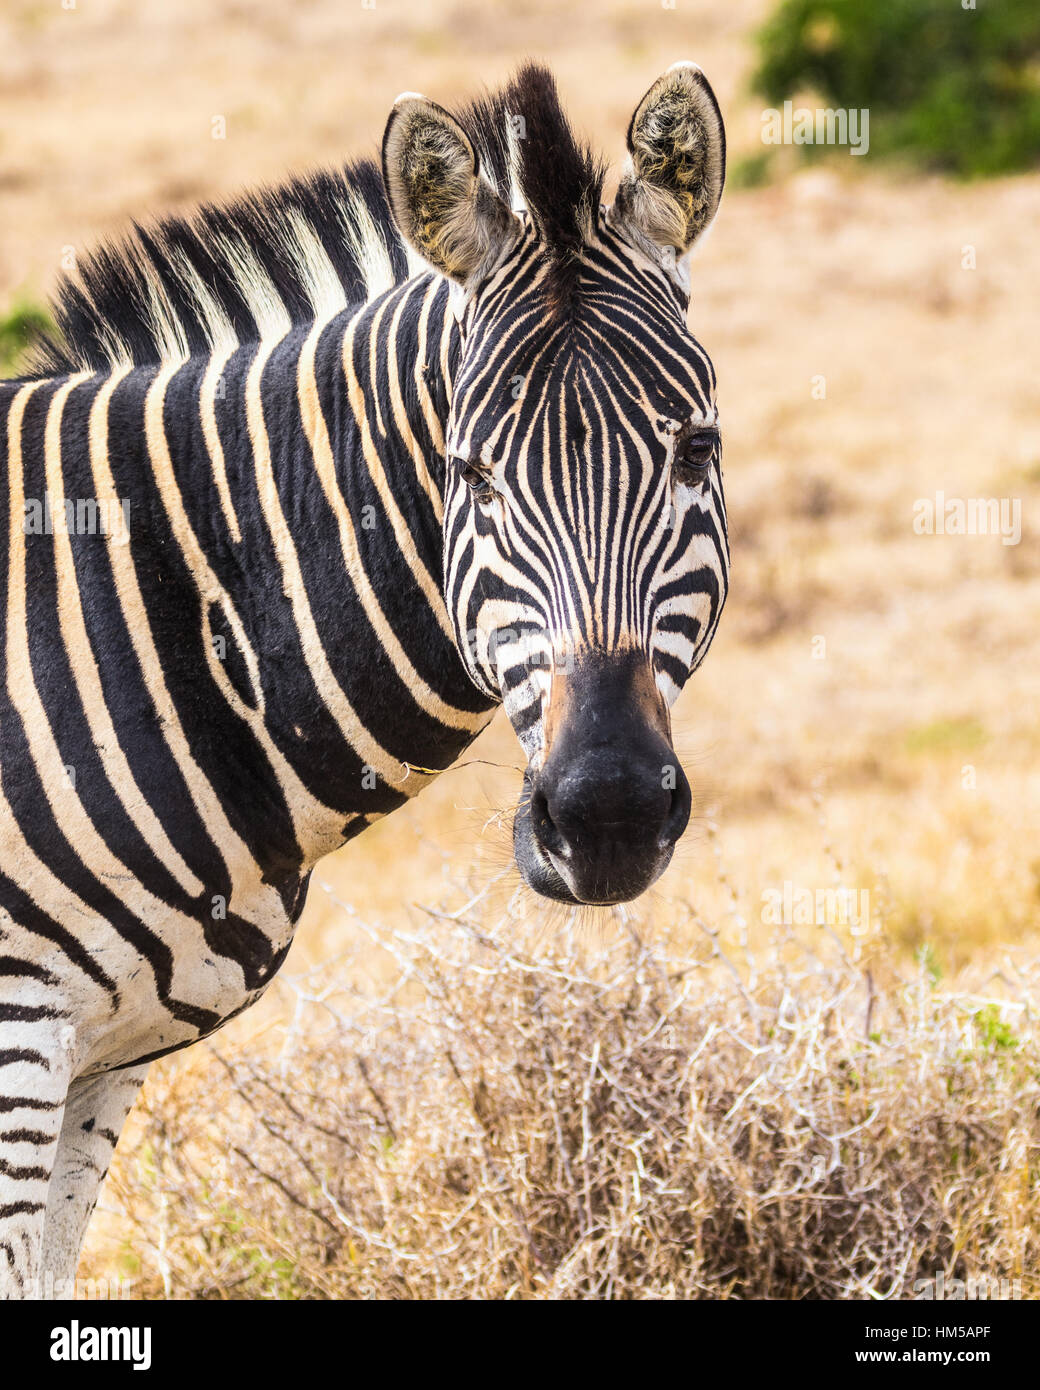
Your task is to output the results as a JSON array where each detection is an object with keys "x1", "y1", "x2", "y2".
[{"x1": 529, "y1": 739, "x2": 691, "y2": 903}]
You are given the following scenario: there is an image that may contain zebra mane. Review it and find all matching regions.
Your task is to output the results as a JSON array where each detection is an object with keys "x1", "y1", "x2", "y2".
[
  {"x1": 30, "y1": 63, "x2": 605, "y2": 377},
  {"x1": 457, "y1": 64, "x2": 607, "y2": 313},
  {"x1": 29, "y1": 159, "x2": 409, "y2": 378}
]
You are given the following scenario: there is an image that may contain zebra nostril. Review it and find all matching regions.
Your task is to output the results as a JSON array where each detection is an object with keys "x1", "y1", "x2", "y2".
[
  {"x1": 530, "y1": 784, "x2": 569, "y2": 859},
  {"x1": 661, "y1": 769, "x2": 692, "y2": 848}
]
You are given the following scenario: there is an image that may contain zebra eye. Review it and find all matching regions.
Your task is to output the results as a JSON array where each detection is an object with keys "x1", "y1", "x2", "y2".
[
  {"x1": 675, "y1": 430, "x2": 717, "y2": 484},
  {"x1": 458, "y1": 459, "x2": 494, "y2": 500}
]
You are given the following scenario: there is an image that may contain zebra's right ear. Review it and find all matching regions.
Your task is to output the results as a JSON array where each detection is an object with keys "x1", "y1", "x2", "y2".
[{"x1": 382, "y1": 94, "x2": 518, "y2": 288}]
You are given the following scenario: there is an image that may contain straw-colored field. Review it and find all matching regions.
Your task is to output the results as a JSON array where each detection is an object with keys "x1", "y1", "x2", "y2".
[{"x1": 2, "y1": 0, "x2": 1038, "y2": 1296}]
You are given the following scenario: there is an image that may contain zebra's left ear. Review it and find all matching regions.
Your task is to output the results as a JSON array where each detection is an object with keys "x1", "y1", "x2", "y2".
[
  {"x1": 382, "y1": 93, "x2": 518, "y2": 289},
  {"x1": 609, "y1": 62, "x2": 726, "y2": 267}
]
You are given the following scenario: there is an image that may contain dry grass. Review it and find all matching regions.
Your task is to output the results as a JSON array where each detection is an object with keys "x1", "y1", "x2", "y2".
[{"x1": 87, "y1": 873, "x2": 1040, "y2": 1300}]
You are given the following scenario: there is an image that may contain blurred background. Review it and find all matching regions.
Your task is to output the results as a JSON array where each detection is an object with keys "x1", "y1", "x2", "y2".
[{"x1": 2, "y1": 0, "x2": 1039, "y2": 1296}]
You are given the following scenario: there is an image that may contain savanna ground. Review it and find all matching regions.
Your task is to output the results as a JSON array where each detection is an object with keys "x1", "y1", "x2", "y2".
[{"x1": 1, "y1": 0, "x2": 1038, "y2": 1297}]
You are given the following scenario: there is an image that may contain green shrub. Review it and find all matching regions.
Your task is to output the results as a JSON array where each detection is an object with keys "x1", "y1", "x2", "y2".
[
  {"x1": 753, "y1": 0, "x2": 1040, "y2": 176},
  {"x1": 729, "y1": 149, "x2": 776, "y2": 189},
  {"x1": 0, "y1": 300, "x2": 50, "y2": 376}
]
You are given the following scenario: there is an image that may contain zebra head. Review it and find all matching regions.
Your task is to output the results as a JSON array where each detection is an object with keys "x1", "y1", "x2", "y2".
[{"x1": 383, "y1": 64, "x2": 728, "y2": 905}]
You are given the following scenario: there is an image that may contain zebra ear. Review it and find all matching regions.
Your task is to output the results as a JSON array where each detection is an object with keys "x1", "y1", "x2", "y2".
[
  {"x1": 610, "y1": 62, "x2": 726, "y2": 261},
  {"x1": 382, "y1": 94, "x2": 518, "y2": 287}
]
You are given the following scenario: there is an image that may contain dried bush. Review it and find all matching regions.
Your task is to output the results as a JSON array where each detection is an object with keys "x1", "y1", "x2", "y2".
[{"x1": 92, "y1": 884, "x2": 1040, "y2": 1300}]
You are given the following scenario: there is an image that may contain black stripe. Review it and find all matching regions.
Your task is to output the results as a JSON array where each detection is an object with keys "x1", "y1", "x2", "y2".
[
  {"x1": 0, "y1": 1004, "x2": 69, "y2": 1024},
  {"x1": 0, "y1": 1159, "x2": 50, "y2": 1182},
  {"x1": 0, "y1": 1050, "x2": 50, "y2": 1070},
  {"x1": 0, "y1": 957, "x2": 57, "y2": 985},
  {"x1": 0, "y1": 1201, "x2": 45, "y2": 1219},
  {"x1": 0, "y1": 1130, "x2": 59, "y2": 1145},
  {"x1": 0, "y1": 1095, "x2": 61, "y2": 1112}
]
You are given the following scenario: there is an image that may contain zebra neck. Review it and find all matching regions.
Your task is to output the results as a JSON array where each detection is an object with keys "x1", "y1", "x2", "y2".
[
  {"x1": 184, "y1": 274, "x2": 492, "y2": 877},
  {"x1": 1, "y1": 275, "x2": 490, "y2": 904},
  {"x1": 19, "y1": 273, "x2": 487, "y2": 898}
]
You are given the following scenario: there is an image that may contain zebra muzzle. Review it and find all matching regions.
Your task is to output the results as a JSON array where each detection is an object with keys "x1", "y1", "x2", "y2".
[{"x1": 513, "y1": 650, "x2": 691, "y2": 905}]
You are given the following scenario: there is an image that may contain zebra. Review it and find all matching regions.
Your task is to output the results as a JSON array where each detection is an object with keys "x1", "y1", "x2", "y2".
[{"x1": 0, "y1": 61, "x2": 728, "y2": 1296}]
